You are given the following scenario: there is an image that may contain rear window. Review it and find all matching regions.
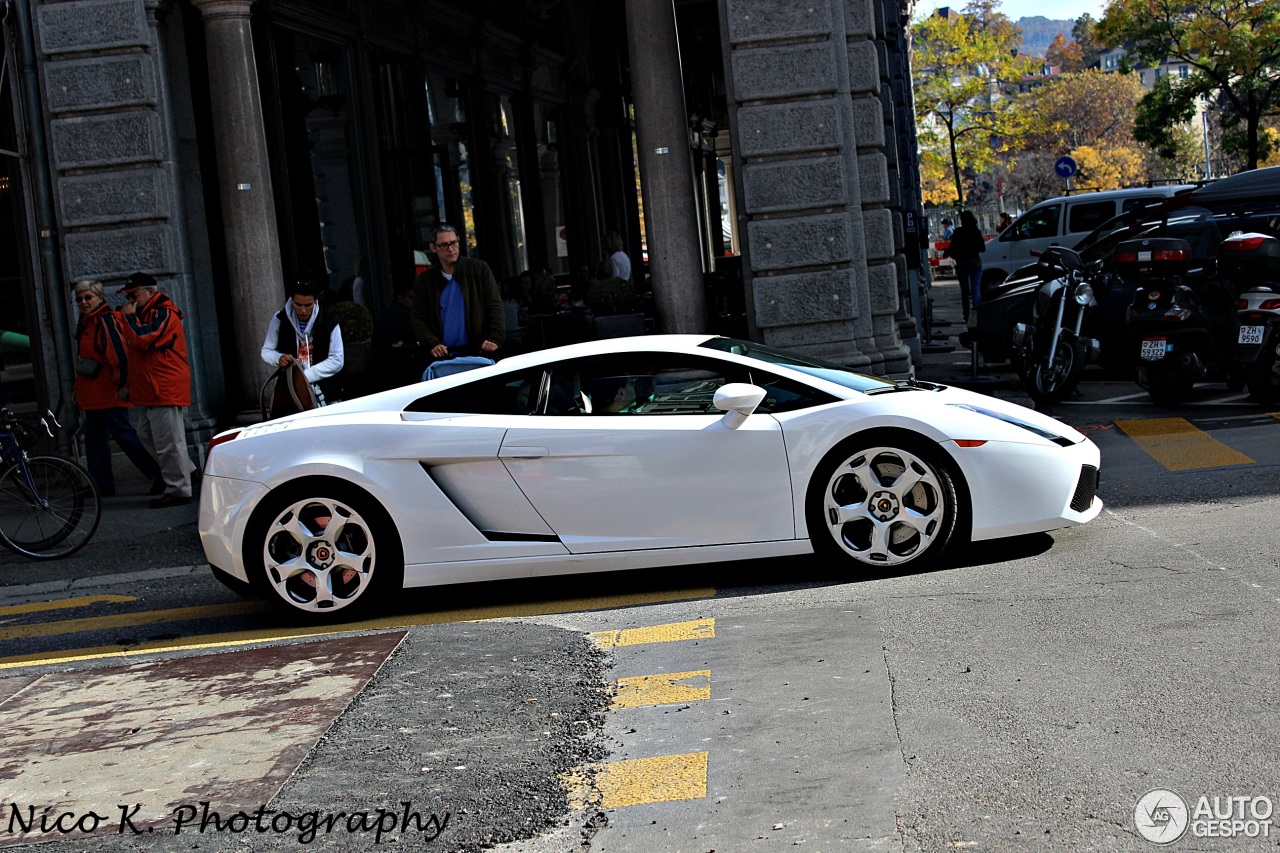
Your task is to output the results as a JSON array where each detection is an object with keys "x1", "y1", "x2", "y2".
[{"x1": 1067, "y1": 201, "x2": 1114, "y2": 234}]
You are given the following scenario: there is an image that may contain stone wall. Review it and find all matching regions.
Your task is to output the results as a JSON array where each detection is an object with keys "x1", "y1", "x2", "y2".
[
  {"x1": 721, "y1": 0, "x2": 911, "y2": 374},
  {"x1": 34, "y1": 0, "x2": 216, "y2": 439}
]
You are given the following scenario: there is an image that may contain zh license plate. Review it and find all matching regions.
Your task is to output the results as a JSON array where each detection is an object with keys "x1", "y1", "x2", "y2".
[
  {"x1": 1239, "y1": 325, "x2": 1265, "y2": 345},
  {"x1": 1140, "y1": 338, "x2": 1169, "y2": 361}
]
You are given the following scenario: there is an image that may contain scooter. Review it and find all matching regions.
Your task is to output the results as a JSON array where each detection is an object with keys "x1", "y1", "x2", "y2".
[
  {"x1": 1010, "y1": 246, "x2": 1101, "y2": 406},
  {"x1": 1221, "y1": 232, "x2": 1280, "y2": 405},
  {"x1": 1122, "y1": 237, "x2": 1240, "y2": 404}
]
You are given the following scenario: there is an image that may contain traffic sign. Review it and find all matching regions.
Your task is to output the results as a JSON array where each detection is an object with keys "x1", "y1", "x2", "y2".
[{"x1": 1055, "y1": 156, "x2": 1078, "y2": 179}]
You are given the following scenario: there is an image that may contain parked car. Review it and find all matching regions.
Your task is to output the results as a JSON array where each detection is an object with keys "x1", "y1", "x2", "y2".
[
  {"x1": 964, "y1": 167, "x2": 1280, "y2": 371},
  {"x1": 200, "y1": 335, "x2": 1102, "y2": 622},
  {"x1": 980, "y1": 185, "x2": 1194, "y2": 289}
]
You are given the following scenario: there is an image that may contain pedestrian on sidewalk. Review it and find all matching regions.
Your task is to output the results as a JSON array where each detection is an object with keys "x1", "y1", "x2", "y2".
[
  {"x1": 119, "y1": 272, "x2": 198, "y2": 508},
  {"x1": 261, "y1": 274, "x2": 346, "y2": 404},
  {"x1": 71, "y1": 280, "x2": 162, "y2": 497},
  {"x1": 412, "y1": 224, "x2": 505, "y2": 362},
  {"x1": 944, "y1": 210, "x2": 986, "y2": 321}
]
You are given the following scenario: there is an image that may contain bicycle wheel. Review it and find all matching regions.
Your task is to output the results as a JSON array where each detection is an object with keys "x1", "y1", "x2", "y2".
[{"x1": 0, "y1": 455, "x2": 101, "y2": 559}]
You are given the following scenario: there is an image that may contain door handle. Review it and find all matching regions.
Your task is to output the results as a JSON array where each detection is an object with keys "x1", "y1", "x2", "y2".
[{"x1": 500, "y1": 446, "x2": 548, "y2": 459}]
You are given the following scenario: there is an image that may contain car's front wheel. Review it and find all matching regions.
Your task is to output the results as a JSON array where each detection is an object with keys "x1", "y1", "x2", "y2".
[
  {"x1": 244, "y1": 481, "x2": 403, "y2": 620},
  {"x1": 807, "y1": 438, "x2": 958, "y2": 571}
]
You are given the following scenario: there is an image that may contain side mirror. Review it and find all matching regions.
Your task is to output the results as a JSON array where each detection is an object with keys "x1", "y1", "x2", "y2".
[{"x1": 713, "y1": 383, "x2": 767, "y2": 429}]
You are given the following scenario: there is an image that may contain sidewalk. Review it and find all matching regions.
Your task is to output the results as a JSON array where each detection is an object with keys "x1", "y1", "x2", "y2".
[
  {"x1": 912, "y1": 276, "x2": 1020, "y2": 393},
  {"x1": 0, "y1": 448, "x2": 204, "y2": 597}
]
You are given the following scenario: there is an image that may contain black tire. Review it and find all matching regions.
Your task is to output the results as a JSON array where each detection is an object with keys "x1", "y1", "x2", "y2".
[
  {"x1": 242, "y1": 480, "x2": 404, "y2": 622},
  {"x1": 1027, "y1": 337, "x2": 1086, "y2": 406},
  {"x1": 1247, "y1": 346, "x2": 1280, "y2": 407},
  {"x1": 806, "y1": 435, "x2": 959, "y2": 572},
  {"x1": 0, "y1": 455, "x2": 101, "y2": 560}
]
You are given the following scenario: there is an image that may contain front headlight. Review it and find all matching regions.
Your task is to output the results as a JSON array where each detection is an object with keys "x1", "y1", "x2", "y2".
[{"x1": 1073, "y1": 283, "x2": 1096, "y2": 306}]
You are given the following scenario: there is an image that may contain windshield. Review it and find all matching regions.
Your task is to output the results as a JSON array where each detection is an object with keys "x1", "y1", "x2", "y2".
[{"x1": 701, "y1": 337, "x2": 895, "y2": 393}]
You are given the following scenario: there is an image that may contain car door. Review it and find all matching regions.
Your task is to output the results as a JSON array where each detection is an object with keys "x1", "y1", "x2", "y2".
[
  {"x1": 498, "y1": 352, "x2": 795, "y2": 554},
  {"x1": 989, "y1": 202, "x2": 1064, "y2": 278}
]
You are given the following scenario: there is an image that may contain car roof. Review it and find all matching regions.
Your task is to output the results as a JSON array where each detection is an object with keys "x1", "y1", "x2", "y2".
[
  {"x1": 1188, "y1": 165, "x2": 1280, "y2": 205},
  {"x1": 1030, "y1": 185, "x2": 1192, "y2": 210}
]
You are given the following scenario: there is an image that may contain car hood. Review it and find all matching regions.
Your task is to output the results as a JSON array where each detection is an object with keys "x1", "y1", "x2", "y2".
[{"x1": 926, "y1": 384, "x2": 1088, "y2": 445}]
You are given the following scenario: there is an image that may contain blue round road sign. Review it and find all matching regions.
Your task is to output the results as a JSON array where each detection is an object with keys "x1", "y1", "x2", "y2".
[{"x1": 1054, "y1": 156, "x2": 1078, "y2": 179}]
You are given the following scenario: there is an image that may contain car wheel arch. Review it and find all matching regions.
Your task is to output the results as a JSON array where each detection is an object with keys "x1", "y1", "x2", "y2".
[
  {"x1": 241, "y1": 475, "x2": 406, "y2": 619},
  {"x1": 804, "y1": 427, "x2": 973, "y2": 554}
]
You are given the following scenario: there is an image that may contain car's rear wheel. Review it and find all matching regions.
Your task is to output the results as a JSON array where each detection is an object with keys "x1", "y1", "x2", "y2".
[
  {"x1": 807, "y1": 438, "x2": 958, "y2": 571},
  {"x1": 243, "y1": 481, "x2": 403, "y2": 621}
]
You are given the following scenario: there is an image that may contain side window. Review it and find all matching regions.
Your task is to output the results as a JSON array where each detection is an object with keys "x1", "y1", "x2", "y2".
[
  {"x1": 545, "y1": 353, "x2": 749, "y2": 415},
  {"x1": 1067, "y1": 201, "x2": 1115, "y2": 234},
  {"x1": 1006, "y1": 204, "x2": 1061, "y2": 240},
  {"x1": 749, "y1": 371, "x2": 839, "y2": 413},
  {"x1": 405, "y1": 369, "x2": 541, "y2": 415}
]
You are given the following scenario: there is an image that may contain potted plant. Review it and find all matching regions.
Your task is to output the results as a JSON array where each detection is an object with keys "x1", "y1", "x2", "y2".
[{"x1": 586, "y1": 276, "x2": 645, "y2": 339}]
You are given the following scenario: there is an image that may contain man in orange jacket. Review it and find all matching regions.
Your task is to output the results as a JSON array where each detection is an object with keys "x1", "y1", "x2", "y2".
[
  {"x1": 73, "y1": 279, "x2": 162, "y2": 497},
  {"x1": 119, "y1": 272, "x2": 198, "y2": 508}
]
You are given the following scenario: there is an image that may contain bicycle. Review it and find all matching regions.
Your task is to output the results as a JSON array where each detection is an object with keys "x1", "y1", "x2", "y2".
[{"x1": 0, "y1": 407, "x2": 101, "y2": 560}]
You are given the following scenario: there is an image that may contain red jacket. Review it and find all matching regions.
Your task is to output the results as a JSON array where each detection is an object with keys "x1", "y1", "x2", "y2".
[
  {"x1": 122, "y1": 291, "x2": 191, "y2": 407},
  {"x1": 74, "y1": 303, "x2": 132, "y2": 411}
]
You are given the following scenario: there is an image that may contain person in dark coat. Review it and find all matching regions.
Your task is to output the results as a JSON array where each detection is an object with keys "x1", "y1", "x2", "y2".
[
  {"x1": 412, "y1": 224, "x2": 505, "y2": 361},
  {"x1": 945, "y1": 210, "x2": 986, "y2": 320}
]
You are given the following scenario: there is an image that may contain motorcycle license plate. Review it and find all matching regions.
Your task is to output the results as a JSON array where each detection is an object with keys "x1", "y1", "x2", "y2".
[
  {"x1": 1140, "y1": 338, "x2": 1169, "y2": 361},
  {"x1": 1239, "y1": 325, "x2": 1265, "y2": 345}
]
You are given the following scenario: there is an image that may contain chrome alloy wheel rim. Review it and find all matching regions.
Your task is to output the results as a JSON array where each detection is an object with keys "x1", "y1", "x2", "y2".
[
  {"x1": 823, "y1": 446, "x2": 946, "y2": 566},
  {"x1": 263, "y1": 498, "x2": 374, "y2": 612}
]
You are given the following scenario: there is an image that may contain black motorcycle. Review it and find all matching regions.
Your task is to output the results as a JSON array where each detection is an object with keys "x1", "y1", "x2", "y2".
[
  {"x1": 1122, "y1": 237, "x2": 1241, "y2": 404},
  {"x1": 1010, "y1": 246, "x2": 1101, "y2": 406},
  {"x1": 1221, "y1": 231, "x2": 1280, "y2": 405}
]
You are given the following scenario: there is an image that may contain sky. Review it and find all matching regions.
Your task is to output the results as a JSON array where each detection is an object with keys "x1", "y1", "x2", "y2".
[{"x1": 911, "y1": 0, "x2": 1107, "y2": 23}]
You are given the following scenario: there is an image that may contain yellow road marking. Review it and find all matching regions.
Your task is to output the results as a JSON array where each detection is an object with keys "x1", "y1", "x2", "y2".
[
  {"x1": 0, "y1": 587, "x2": 715, "y2": 670},
  {"x1": 0, "y1": 601, "x2": 269, "y2": 641},
  {"x1": 612, "y1": 670, "x2": 711, "y2": 709},
  {"x1": 0, "y1": 594, "x2": 135, "y2": 617},
  {"x1": 1115, "y1": 417, "x2": 1254, "y2": 471},
  {"x1": 590, "y1": 617, "x2": 715, "y2": 650},
  {"x1": 562, "y1": 752, "x2": 709, "y2": 809}
]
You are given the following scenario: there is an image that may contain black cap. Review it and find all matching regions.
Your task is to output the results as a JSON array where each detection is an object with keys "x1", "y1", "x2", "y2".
[{"x1": 120, "y1": 272, "x2": 157, "y2": 294}]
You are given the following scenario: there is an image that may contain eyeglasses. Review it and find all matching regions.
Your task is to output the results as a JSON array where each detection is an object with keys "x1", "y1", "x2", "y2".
[
  {"x1": 434, "y1": 240, "x2": 461, "y2": 251},
  {"x1": 74, "y1": 294, "x2": 96, "y2": 303}
]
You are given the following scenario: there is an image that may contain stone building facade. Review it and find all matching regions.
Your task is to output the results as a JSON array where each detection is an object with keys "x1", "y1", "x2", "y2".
[{"x1": 0, "y1": 0, "x2": 930, "y2": 454}]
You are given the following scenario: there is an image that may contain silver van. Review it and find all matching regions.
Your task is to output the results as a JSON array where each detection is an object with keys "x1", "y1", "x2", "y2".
[{"x1": 982, "y1": 186, "x2": 1193, "y2": 287}]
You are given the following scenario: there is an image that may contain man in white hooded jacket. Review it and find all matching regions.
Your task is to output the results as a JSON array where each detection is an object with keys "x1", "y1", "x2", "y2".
[{"x1": 261, "y1": 277, "x2": 345, "y2": 404}]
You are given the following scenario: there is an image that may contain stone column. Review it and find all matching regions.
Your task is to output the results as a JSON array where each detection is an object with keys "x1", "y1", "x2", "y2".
[
  {"x1": 625, "y1": 0, "x2": 705, "y2": 334},
  {"x1": 189, "y1": 0, "x2": 282, "y2": 407}
]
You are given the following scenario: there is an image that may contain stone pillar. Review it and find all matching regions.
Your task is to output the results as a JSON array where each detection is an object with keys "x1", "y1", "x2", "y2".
[
  {"x1": 190, "y1": 0, "x2": 282, "y2": 406},
  {"x1": 625, "y1": 0, "x2": 705, "y2": 334},
  {"x1": 720, "y1": 0, "x2": 873, "y2": 367}
]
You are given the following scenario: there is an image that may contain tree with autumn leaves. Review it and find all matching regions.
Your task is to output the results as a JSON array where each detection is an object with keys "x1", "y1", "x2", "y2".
[
  {"x1": 1097, "y1": 0, "x2": 1280, "y2": 169},
  {"x1": 912, "y1": 2, "x2": 1217, "y2": 208},
  {"x1": 912, "y1": 3, "x2": 1039, "y2": 206}
]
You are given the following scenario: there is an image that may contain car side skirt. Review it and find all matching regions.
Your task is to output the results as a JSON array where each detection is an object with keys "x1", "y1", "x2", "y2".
[{"x1": 403, "y1": 539, "x2": 813, "y2": 588}]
